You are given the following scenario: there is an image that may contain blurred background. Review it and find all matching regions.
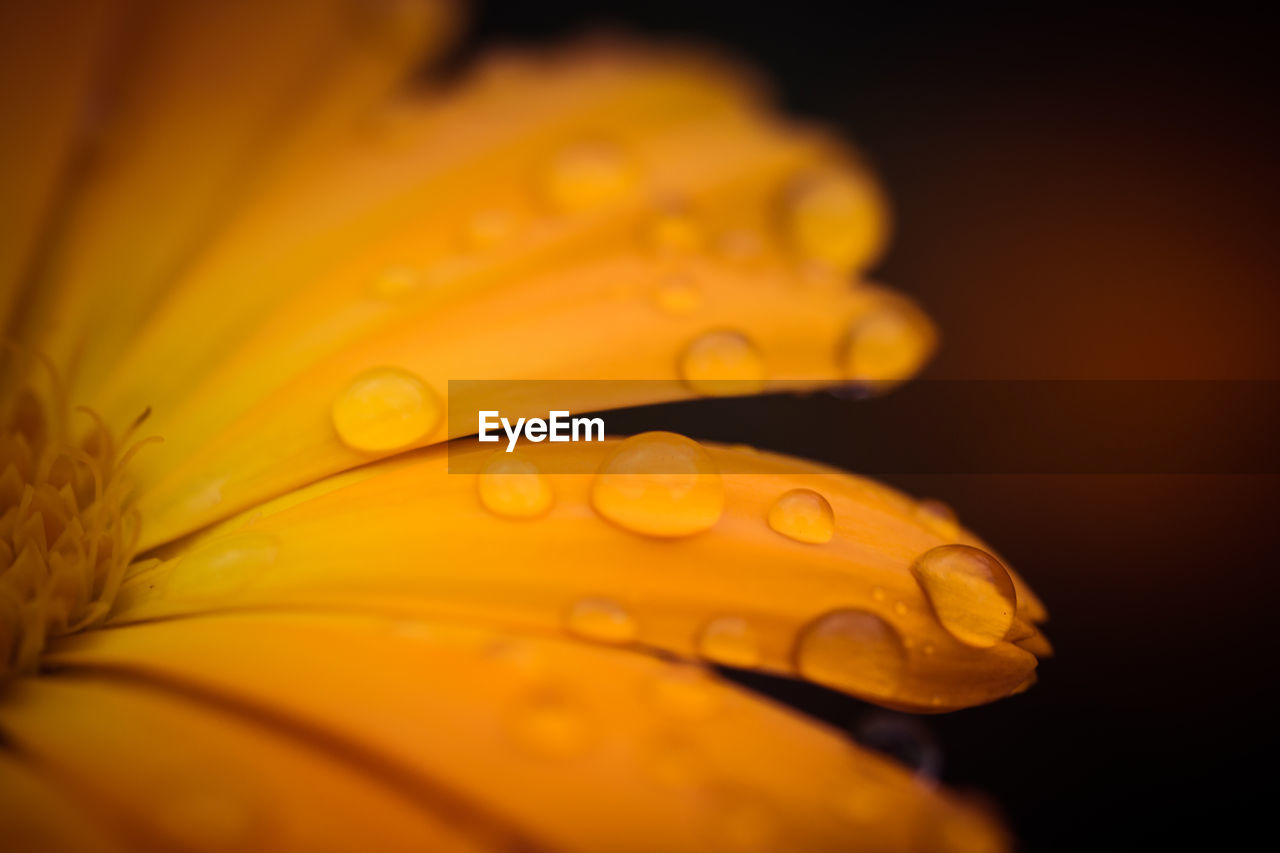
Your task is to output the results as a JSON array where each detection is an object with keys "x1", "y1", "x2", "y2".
[{"x1": 459, "y1": 2, "x2": 1279, "y2": 850}]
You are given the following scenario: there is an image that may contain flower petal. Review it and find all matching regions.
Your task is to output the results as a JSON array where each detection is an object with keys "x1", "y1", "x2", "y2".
[
  {"x1": 0, "y1": 674, "x2": 493, "y2": 851},
  {"x1": 0, "y1": 751, "x2": 130, "y2": 852},
  {"x1": 17, "y1": 0, "x2": 456, "y2": 393},
  {"x1": 41, "y1": 610, "x2": 1009, "y2": 852},
  {"x1": 113, "y1": 439, "x2": 1045, "y2": 711}
]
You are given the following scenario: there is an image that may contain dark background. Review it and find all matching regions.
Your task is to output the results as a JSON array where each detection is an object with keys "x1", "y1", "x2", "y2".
[{"x1": 460, "y1": 4, "x2": 1279, "y2": 850}]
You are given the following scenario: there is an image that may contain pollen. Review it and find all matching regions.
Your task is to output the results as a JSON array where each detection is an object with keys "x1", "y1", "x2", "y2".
[{"x1": 0, "y1": 358, "x2": 147, "y2": 680}]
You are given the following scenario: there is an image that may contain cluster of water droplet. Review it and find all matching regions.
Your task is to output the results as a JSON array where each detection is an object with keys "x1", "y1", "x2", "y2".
[{"x1": 465, "y1": 430, "x2": 1026, "y2": 706}]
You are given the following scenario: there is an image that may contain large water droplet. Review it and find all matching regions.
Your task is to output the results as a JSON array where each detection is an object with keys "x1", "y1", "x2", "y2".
[
  {"x1": 785, "y1": 170, "x2": 883, "y2": 272},
  {"x1": 840, "y1": 296, "x2": 935, "y2": 384},
  {"x1": 911, "y1": 544, "x2": 1017, "y2": 648},
  {"x1": 767, "y1": 488, "x2": 835, "y2": 544},
  {"x1": 679, "y1": 330, "x2": 765, "y2": 396},
  {"x1": 332, "y1": 367, "x2": 440, "y2": 453},
  {"x1": 543, "y1": 140, "x2": 634, "y2": 211},
  {"x1": 565, "y1": 597, "x2": 638, "y2": 643},
  {"x1": 591, "y1": 432, "x2": 723, "y2": 537},
  {"x1": 794, "y1": 609, "x2": 907, "y2": 697},
  {"x1": 698, "y1": 616, "x2": 761, "y2": 667},
  {"x1": 477, "y1": 453, "x2": 553, "y2": 519}
]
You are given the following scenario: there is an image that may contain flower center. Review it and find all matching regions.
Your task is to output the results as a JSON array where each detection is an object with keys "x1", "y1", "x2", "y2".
[{"x1": 0, "y1": 365, "x2": 148, "y2": 681}]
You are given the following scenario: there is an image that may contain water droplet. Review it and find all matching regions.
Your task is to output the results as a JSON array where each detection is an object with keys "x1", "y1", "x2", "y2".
[
  {"x1": 543, "y1": 140, "x2": 634, "y2": 211},
  {"x1": 645, "y1": 207, "x2": 705, "y2": 255},
  {"x1": 463, "y1": 209, "x2": 515, "y2": 251},
  {"x1": 698, "y1": 616, "x2": 761, "y2": 667},
  {"x1": 916, "y1": 498, "x2": 960, "y2": 539},
  {"x1": 767, "y1": 488, "x2": 835, "y2": 544},
  {"x1": 871, "y1": 586, "x2": 886, "y2": 603},
  {"x1": 165, "y1": 533, "x2": 279, "y2": 602},
  {"x1": 794, "y1": 609, "x2": 907, "y2": 697},
  {"x1": 510, "y1": 691, "x2": 592, "y2": 758},
  {"x1": 160, "y1": 783, "x2": 260, "y2": 850},
  {"x1": 332, "y1": 367, "x2": 440, "y2": 453},
  {"x1": 649, "y1": 664, "x2": 720, "y2": 720},
  {"x1": 591, "y1": 432, "x2": 723, "y2": 537},
  {"x1": 894, "y1": 601, "x2": 909, "y2": 616},
  {"x1": 911, "y1": 544, "x2": 1017, "y2": 648},
  {"x1": 652, "y1": 275, "x2": 701, "y2": 315},
  {"x1": 368, "y1": 265, "x2": 422, "y2": 300},
  {"x1": 716, "y1": 230, "x2": 764, "y2": 265},
  {"x1": 477, "y1": 453, "x2": 553, "y2": 519},
  {"x1": 679, "y1": 330, "x2": 765, "y2": 396},
  {"x1": 565, "y1": 597, "x2": 637, "y2": 643},
  {"x1": 839, "y1": 296, "x2": 936, "y2": 384},
  {"x1": 855, "y1": 712, "x2": 942, "y2": 780},
  {"x1": 785, "y1": 170, "x2": 884, "y2": 272}
]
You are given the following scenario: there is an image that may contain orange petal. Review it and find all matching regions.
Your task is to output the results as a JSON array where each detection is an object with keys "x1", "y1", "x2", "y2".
[
  {"x1": 114, "y1": 438, "x2": 1044, "y2": 711},
  {"x1": 42, "y1": 610, "x2": 1010, "y2": 852}
]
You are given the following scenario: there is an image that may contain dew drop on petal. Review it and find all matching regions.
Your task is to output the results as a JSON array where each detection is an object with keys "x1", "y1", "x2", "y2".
[
  {"x1": 916, "y1": 498, "x2": 961, "y2": 540},
  {"x1": 368, "y1": 265, "x2": 422, "y2": 300},
  {"x1": 679, "y1": 330, "x2": 765, "y2": 396},
  {"x1": 767, "y1": 488, "x2": 835, "y2": 544},
  {"x1": 591, "y1": 432, "x2": 723, "y2": 537},
  {"x1": 477, "y1": 453, "x2": 553, "y2": 519},
  {"x1": 649, "y1": 664, "x2": 720, "y2": 720},
  {"x1": 652, "y1": 275, "x2": 702, "y2": 315},
  {"x1": 645, "y1": 207, "x2": 705, "y2": 255},
  {"x1": 543, "y1": 140, "x2": 634, "y2": 211},
  {"x1": 164, "y1": 533, "x2": 280, "y2": 602},
  {"x1": 911, "y1": 544, "x2": 1017, "y2": 648},
  {"x1": 697, "y1": 616, "x2": 762, "y2": 667},
  {"x1": 839, "y1": 296, "x2": 936, "y2": 384},
  {"x1": 510, "y1": 692, "x2": 592, "y2": 759},
  {"x1": 332, "y1": 367, "x2": 440, "y2": 453},
  {"x1": 794, "y1": 609, "x2": 907, "y2": 697},
  {"x1": 565, "y1": 597, "x2": 638, "y2": 644},
  {"x1": 785, "y1": 170, "x2": 884, "y2": 272}
]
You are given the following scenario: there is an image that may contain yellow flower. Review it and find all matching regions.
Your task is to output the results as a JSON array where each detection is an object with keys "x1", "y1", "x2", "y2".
[{"x1": 0, "y1": 1, "x2": 1049, "y2": 850}]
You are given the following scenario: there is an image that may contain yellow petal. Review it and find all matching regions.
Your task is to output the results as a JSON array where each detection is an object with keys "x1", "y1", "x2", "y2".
[
  {"x1": 114, "y1": 438, "x2": 1045, "y2": 711},
  {"x1": 42, "y1": 610, "x2": 1009, "y2": 852},
  {"x1": 0, "y1": 751, "x2": 130, "y2": 852},
  {"x1": 0, "y1": 675, "x2": 491, "y2": 852},
  {"x1": 17, "y1": 0, "x2": 457, "y2": 396}
]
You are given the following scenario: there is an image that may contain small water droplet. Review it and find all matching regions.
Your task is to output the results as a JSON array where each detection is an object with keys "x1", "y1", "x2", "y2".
[
  {"x1": 565, "y1": 597, "x2": 637, "y2": 644},
  {"x1": 332, "y1": 367, "x2": 440, "y2": 453},
  {"x1": 911, "y1": 544, "x2": 1017, "y2": 648},
  {"x1": 679, "y1": 330, "x2": 765, "y2": 396},
  {"x1": 161, "y1": 784, "x2": 260, "y2": 850},
  {"x1": 855, "y1": 711, "x2": 942, "y2": 780},
  {"x1": 649, "y1": 664, "x2": 720, "y2": 720},
  {"x1": 794, "y1": 609, "x2": 907, "y2": 697},
  {"x1": 698, "y1": 616, "x2": 761, "y2": 667},
  {"x1": 716, "y1": 230, "x2": 764, "y2": 265},
  {"x1": 652, "y1": 275, "x2": 702, "y2": 315},
  {"x1": 916, "y1": 498, "x2": 961, "y2": 540},
  {"x1": 463, "y1": 209, "x2": 515, "y2": 251},
  {"x1": 543, "y1": 140, "x2": 634, "y2": 211},
  {"x1": 368, "y1": 265, "x2": 422, "y2": 300},
  {"x1": 477, "y1": 453, "x2": 553, "y2": 519},
  {"x1": 894, "y1": 601, "x2": 909, "y2": 616},
  {"x1": 165, "y1": 533, "x2": 279, "y2": 601},
  {"x1": 645, "y1": 207, "x2": 705, "y2": 255},
  {"x1": 785, "y1": 170, "x2": 884, "y2": 272},
  {"x1": 767, "y1": 488, "x2": 835, "y2": 544},
  {"x1": 839, "y1": 296, "x2": 936, "y2": 384},
  {"x1": 591, "y1": 432, "x2": 723, "y2": 537},
  {"x1": 871, "y1": 586, "x2": 887, "y2": 603},
  {"x1": 510, "y1": 691, "x2": 592, "y2": 758}
]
